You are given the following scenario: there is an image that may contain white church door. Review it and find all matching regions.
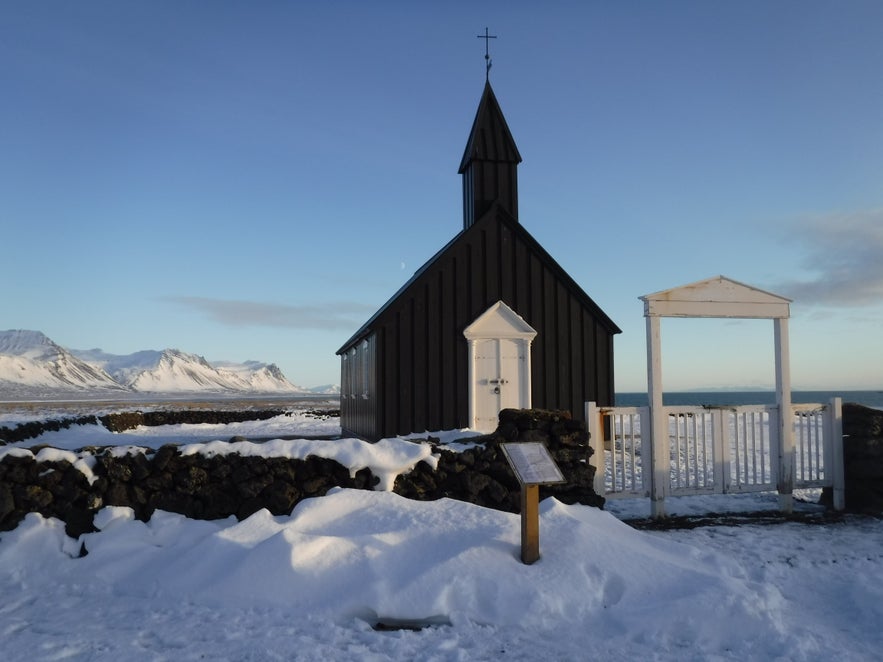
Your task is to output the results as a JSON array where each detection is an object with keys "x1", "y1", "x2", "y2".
[
  {"x1": 464, "y1": 301, "x2": 537, "y2": 433},
  {"x1": 472, "y1": 337, "x2": 526, "y2": 431}
]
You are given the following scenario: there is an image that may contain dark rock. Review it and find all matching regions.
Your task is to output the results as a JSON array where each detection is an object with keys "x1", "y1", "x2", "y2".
[
  {"x1": 14, "y1": 484, "x2": 53, "y2": 510},
  {"x1": 497, "y1": 421, "x2": 519, "y2": 442},
  {"x1": 50, "y1": 469, "x2": 90, "y2": 502},
  {"x1": 843, "y1": 403, "x2": 883, "y2": 438},
  {"x1": 261, "y1": 480, "x2": 301, "y2": 515},
  {"x1": 208, "y1": 458, "x2": 233, "y2": 481},
  {"x1": 518, "y1": 429, "x2": 548, "y2": 443},
  {"x1": 130, "y1": 454, "x2": 152, "y2": 481},
  {"x1": 130, "y1": 484, "x2": 149, "y2": 507},
  {"x1": 0, "y1": 483, "x2": 15, "y2": 523},
  {"x1": 231, "y1": 462, "x2": 255, "y2": 484},
  {"x1": 841, "y1": 403, "x2": 883, "y2": 513},
  {"x1": 62, "y1": 507, "x2": 97, "y2": 538},
  {"x1": 102, "y1": 458, "x2": 133, "y2": 483},
  {"x1": 3, "y1": 454, "x2": 38, "y2": 483},
  {"x1": 236, "y1": 472, "x2": 274, "y2": 499},
  {"x1": 268, "y1": 459, "x2": 298, "y2": 483},
  {"x1": 143, "y1": 471, "x2": 173, "y2": 493},
  {"x1": 200, "y1": 485, "x2": 240, "y2": 519},
  {"x1": 104, "y1": 481, "x2": 130, "y2": 507},
  {"x1": 352, "y1": 468, "x2": 376, "y2": 490},
  {"x1": 174, "y1": 466, "x2": 210, "y2": 495},
  {"x1": 302, "y1": 475, "x2": 330, "y2": 496},
  {"x1": 482, "y1": 477, "x2": 510, "y2": 507},
  {"x1": 152, "y1": 445, "x2": 178, "y2": 472},
  {"x1": 99, "y1": 412, "x2": 145, "y2": 433},
  {"x1": 461, "y1": 471, "x2": 491, "y2": 496}
]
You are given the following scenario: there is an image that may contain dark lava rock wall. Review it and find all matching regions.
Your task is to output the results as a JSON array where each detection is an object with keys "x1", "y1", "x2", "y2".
[
  {"x1": 841, "y1": 403, "x2": 883, "y2": 513},
  {"x1": 0, "y1": 410, "x2": 292, "y2": 444},
  {"x1": 0, "y1": 409, "x2": 602, "y2": 539},
  {"x1": 0, "y1": 445, "x2": 376, "y2": 539},
  {"x1": 0, "y1": 416, "x2": 100, "y2": 445},
  {"x1": 397, "y1": 408, "x2": 602, "y2": 512}
]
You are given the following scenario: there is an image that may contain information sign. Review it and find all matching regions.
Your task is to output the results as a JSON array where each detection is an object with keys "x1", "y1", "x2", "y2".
[
  {"x1": 500, "y1": 442, "x2": 566, "y2": 564},
  {"x1": 501, "y1": 442, "x2": 566, "y2": 486}
]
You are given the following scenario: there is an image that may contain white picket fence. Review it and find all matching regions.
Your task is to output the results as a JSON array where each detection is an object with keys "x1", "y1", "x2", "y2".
[{"x1": 586, "y1": 398, "x2": 844, "y2": 515}]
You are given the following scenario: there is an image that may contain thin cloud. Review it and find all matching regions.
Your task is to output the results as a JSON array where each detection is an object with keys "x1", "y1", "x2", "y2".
[
  {"x1": 163, "y1": 296, "x2": 376, "y2": 330},
  {"x1": 773, "y1": 209, "x2": 883, "y2": 307}
]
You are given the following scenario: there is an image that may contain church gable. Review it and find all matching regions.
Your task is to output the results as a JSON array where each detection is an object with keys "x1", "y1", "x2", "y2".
[{"x1": 345, "y1": 204, "x2": 619, "y2": 346}]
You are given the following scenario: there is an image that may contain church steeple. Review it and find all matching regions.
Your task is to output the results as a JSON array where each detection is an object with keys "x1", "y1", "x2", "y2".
[{"x1": 458, "y1": 80, "x2": 522, "y2": 229}]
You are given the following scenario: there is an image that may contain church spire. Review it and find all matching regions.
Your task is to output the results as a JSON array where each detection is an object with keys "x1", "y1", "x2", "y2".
[{"x1": 458, "y1": 80, "x2": 522, "y2": 229}]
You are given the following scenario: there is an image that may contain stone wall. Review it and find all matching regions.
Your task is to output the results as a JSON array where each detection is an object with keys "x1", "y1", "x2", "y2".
[
  {"x1": 4, "y1": 402, "x2": 881, "y2": 536},
  {"x1": 0, "y1": 415, "x2": 100, "y2": 445},
  {"x1": 0, "y1": 408, "x2": 601, "y2": 539},
  {"x1": 396, "y1": 408, "x2": 602, "y2": 511},
  {"x1": 0, "y1": 410, "x2": 295, "y2": 444},
  {"x1": 841, "y1": 403, "x2": 883, "y2": 513},
  {"x1": 0, "y1": 445, "x2": 377, "y2": 539}
]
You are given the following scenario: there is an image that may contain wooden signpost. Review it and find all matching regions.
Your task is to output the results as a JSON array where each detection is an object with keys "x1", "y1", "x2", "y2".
[{"x1": 501, "y1": 442, "x2": 566, "y2": 565}]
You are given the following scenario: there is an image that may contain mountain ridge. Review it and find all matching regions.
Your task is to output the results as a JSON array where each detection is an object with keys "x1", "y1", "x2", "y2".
[{"x1": 0, "y1": 329, "x2": 337, "y2": 396}]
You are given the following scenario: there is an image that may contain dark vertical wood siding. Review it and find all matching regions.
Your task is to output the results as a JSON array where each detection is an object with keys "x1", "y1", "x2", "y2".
[
  {"x1": 462, "y1": 161, "x2": 519, "y2": 228},
  {"x1": 340, "y1": 210, "x2": 618, "y2": 440},
  {"x1": 339, "y1": 334, "x2": 378, "y2": 439}
]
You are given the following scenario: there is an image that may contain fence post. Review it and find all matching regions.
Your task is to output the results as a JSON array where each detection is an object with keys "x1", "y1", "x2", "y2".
[
  {"x1": 774, "y1": 318, "x2": 794, "y2": 514},
  {"x1": 712, "y1": 409, "x2": 728, "y2": 493},
  {"x1": 586, "y1": 402, "x2": 606, "y2": 497},
  {"x1": 646, "y1": 316, "x2": 667, "y2": 518},
  {"x1": 829, "y1": 397, "x2": 845, "y2": 511}
]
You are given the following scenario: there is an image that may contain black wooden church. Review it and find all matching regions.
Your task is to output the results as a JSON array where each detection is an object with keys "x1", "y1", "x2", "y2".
[{"x1": 337, "y1": 79, "x2": 620, "y2": 440}]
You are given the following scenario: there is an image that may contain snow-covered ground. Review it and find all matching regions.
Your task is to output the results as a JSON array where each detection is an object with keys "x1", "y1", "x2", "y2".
[
  {"x1": 1, "y1": 409, "x2": 344, "y2": 449},
  {"x1": 2, "y1": 411, "x2": 882, "y2": 661}
]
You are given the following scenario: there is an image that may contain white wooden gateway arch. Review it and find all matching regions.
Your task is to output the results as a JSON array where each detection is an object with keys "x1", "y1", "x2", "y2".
[
  {"x1": 587, "y1": 275, "x2": 844, "y2": 519},
  {"x1": 641, "y1": 275, "x2": 795, "y2": 518}
]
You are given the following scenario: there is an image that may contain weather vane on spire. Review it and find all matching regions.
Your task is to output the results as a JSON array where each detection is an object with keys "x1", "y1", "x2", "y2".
[{"x1": 477, "y1": 27, "x2": 497, "y2": 80}]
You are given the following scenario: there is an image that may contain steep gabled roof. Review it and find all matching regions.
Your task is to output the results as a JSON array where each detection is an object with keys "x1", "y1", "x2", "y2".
[
  {"x1": 337, "y1": 203, "x2": 621, "y2": 354},
  {"x1": 458, "y1": 80, "x2": 522, "y2": 173}
]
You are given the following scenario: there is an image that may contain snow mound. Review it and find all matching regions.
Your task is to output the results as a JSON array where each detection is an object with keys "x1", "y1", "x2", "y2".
[{"x1": 5, "y1": 490, "x2": 778, "y2": 644}]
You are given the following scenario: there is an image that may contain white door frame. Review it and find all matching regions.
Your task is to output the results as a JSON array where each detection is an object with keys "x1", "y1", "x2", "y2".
[{"x1": 463, "y1": 301, "x2": 537, "y2": 432}]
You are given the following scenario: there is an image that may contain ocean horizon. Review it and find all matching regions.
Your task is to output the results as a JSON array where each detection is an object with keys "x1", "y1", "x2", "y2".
[{"x1": 614, "y1": 390, "x2": 883, "y2": 409}]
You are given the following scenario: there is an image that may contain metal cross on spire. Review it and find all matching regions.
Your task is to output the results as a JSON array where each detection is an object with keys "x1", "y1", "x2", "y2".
[{"x1": 477, "y1": 27, "x2": 497, "y2": 80}]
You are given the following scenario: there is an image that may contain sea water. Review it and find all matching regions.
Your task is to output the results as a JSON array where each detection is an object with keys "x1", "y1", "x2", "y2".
[{"x1": 615, "y1": 390, "x2": 883, "y2": 409}]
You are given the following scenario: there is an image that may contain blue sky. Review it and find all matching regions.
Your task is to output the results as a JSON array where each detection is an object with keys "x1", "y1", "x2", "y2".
[{"x1": 2, "y1": 1, "x2": 881, "y2": 392}]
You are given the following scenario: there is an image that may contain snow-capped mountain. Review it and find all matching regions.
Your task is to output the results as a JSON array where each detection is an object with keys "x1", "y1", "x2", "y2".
[
  {"x1": 74, "y1": 348, "x2": 307, "y2": 394},
  {"x1": 0, "y1": 330, "x2": 126, "y2": 393},
  {"x1": 0, "y1": 330, "x2": 310, "y2": 396},
  {"x1": 307, "y1": 383, "x2": 341, "y2": 395}
]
